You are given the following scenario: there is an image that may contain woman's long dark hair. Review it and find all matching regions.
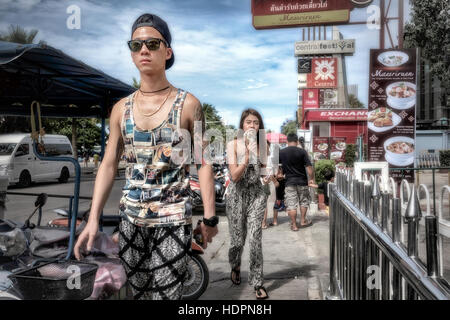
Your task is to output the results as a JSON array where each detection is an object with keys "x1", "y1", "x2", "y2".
[{"x1": 239, "y1": 108, "x2": 265, "y2": 147}]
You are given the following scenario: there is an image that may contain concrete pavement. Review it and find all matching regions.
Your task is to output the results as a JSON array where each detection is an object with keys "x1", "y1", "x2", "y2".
[{"x1": 197, "y1": 183, "x2": 330, "y2": 300}]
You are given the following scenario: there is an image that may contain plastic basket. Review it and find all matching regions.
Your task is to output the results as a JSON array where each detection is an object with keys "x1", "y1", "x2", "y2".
[{"x1": 8, "y1": 260, "x2": 98, "y2": 300}]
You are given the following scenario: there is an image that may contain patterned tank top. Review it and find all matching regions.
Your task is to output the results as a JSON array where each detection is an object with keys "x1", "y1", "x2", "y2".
[{"x1": 119, "y1": 89, "x2": 192, "y2": 228}]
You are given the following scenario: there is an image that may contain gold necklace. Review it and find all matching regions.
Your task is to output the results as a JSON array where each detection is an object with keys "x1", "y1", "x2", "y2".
[{"x1": 135, "y1": 87, "x2": 172, "y2": 118}]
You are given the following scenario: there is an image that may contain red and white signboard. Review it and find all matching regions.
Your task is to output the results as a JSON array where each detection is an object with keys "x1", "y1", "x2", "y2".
[
  {"x1": 303, "y1": 89, "x2": 319, "y2": 108},
  {"x1": 307, "y1": 58, "x2": 338, "y2": 88},
  {"x1": 305, "y1": 109, "x2": 368, "y2": 122}
]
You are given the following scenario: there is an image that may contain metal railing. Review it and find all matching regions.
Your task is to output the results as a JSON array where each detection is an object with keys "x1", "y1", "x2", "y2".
[{"x1": 327, "y1": 168, "x2": 450, "y2": 300}]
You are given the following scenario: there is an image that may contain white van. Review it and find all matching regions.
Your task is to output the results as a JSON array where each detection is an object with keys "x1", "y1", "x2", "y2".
[{"x1": 0, "y1": 133, "x2": 75, "y2": 187}]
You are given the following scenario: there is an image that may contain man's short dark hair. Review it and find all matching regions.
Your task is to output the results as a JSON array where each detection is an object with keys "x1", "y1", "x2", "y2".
[
  {"x1": 324, "y1": 169, "x2": 335, "y2": 181},
  {"x1": 287, "y1": 133, "x2": 298, "y2": 143}
]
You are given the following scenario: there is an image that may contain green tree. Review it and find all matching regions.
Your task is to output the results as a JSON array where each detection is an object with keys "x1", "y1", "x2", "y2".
[
  {"x1": 42, "y1": 118, "x2": 102, "y2": 158},
  {"x1": 404, "y1": 0, "x2": 450, "y2": 89},
  {"x1": 0, "y1": 24, "x2": 45, "y2": 45},
  {"x1": 132, "y1": 77, "x2": 140, "y2": 89},
  {"x1": 348, "y1": 94, "x2": 365, "y2": 109},
  {"x1": 202, "y1": 103, "x2": 227, "y2": 138},
  {"x1": 344, "y1": 144, "x2": 358, "y2": 167},
  {"x1": 280, "y1": 119, "x2": 297, "y2": 136}
]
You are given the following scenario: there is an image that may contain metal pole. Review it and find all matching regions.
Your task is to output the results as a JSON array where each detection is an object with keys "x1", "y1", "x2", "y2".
[
  {"x1": 392, "y1": 198, "x2": 401, "y2": 243},
  {"x1": 359, "y1": 181, "x2": 365, "y2": 212},
  {"x1": 327, "y1": 187, "x2": 340, "y2": 299},
  {"x1": 432, "y1": 169, "x2": 436, "y2": 216},
  {"x1": 359, "y1": 225, "x2": 366, "y2": 300},
  {"x1": 407, "y1": 221, "x2": 418, "y2": 257},
  {"x1": 392, "y1": 197, "x2": 402, "y2": 300},
  {"x1": 398, "y1": 0, "x2": 404, "y2": 49},
  {"x1": 381, "y1": 193, "x2": 389, "y2": 233},
  {"x1": 350, "y1": 218, "x2": 355, "y2": 299},
  {"x1": 37, "y1": 207, "x2": 42, "y2": 227},
  {"x1": 365, "y1": 184, "x2": 372, "y2": 217},
  {"x1": 380, "y1": 0, "x2": 386, "y2": 49},
  {"x1": 338, "y1": 195, "x2": 343, "y2": 293},
  {"x1": 344, "y1": 209, "x2": 349, "y2": 299},
  {"x1": 355, "y1": 221, "x2": 360, "y2": 300},
  {"x1": 68, "y1": 196, "x2": 73, "y2": 232},
  {"x1": 381, "y1": 192, "x2": 390, "y2": 299},
  {"x1": 425, "y1": 216, "x2": 439, "y2": 278}
]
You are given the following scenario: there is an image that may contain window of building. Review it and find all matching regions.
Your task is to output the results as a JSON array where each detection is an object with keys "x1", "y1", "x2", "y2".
[{"x1": 312, "y1": 122, "x2": 330, "y2": 137}]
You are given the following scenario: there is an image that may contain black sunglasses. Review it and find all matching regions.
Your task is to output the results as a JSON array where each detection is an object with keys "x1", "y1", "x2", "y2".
[{"x1": 127, "y1": 38, "x2": 169, "y2": 52}]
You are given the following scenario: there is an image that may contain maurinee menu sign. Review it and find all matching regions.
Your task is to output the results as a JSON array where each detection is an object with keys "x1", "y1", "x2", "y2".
[
  {"x1": 367, "y1": 49, "x2": 418, "y2": 182},
  {"x1": 251, "y1": 0, "x2": 373, "y2": 29}
]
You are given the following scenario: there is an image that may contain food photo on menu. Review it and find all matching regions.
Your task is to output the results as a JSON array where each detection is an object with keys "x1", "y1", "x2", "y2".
[
  {"x1": 383, "y1": 136, "x2": 415, "y2": 167},
  {"x1": 368, "y1": 107, "x2": 401, "y2": 132},
  {"x1": 377, "y1": 50, "x2": 409, "y2": 67},
  {"x1": 386, "y1": 81, "x2": 417, "y2": 109}
]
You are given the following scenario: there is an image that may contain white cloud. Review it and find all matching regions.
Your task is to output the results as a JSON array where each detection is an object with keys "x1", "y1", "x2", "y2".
[
  {"x1": 1, "y1": 0, "x2": 41, "y2": 11},
  {"x1": 0, "y1": 0, "x2": 382, "y2": 133}
]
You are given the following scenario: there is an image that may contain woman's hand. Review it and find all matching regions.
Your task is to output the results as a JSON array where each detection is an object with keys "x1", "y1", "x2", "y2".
[{"x1": 74, "y1": 220, "x2": 99, "y2": 260}]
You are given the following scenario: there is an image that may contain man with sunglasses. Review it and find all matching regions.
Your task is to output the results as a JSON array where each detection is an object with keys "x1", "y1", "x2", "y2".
[{"x1": 74, "y1": 13, "x2": 218, "y2": 300}]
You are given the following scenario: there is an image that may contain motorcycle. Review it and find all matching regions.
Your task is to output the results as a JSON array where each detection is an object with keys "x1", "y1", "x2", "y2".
[
  {"x1": 189, "y1": 163, "x2": 231, "y2": 212},
  {"x1": 48, "y1": 209, "x2": 209, "y2": 300}
]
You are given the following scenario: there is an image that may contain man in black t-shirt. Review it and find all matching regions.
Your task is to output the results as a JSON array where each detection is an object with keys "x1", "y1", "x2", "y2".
[{"x1": 279, "y1": 133, "x2": 315, "y2": 231}]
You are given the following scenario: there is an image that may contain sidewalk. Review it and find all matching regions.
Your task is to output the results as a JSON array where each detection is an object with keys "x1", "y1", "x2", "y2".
[
  {"x1": 197, "y1": 190, "x2": 330, "y2": 300},
  {"x1": 79, "y1": 161, "x2": 127, "y2": 175}
]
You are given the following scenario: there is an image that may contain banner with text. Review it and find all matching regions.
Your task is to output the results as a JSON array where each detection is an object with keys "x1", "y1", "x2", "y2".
[
  {"x1": 330, "y1": 137, "x2": 347, "y2": 166},
  {"x1": 368, "y1": 49, "x2": 417, "y2": 182},
  {"x1": 313, "y1": 137, "x2": 329, "y2": 161}
]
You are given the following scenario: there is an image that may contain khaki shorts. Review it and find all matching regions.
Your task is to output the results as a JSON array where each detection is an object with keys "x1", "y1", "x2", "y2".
[{"x1": 284, "y1": 185, "x2": 311, "y2": 210}]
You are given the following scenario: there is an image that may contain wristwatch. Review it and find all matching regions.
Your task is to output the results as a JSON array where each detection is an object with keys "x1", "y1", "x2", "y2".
[{"x1": 202, "y1": 216, "x2": 219, "y2": 227}]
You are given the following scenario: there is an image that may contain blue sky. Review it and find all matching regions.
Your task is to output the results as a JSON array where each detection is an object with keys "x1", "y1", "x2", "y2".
[{"x1": 0, "y1": 0, "x2": 410, "y2": 131}]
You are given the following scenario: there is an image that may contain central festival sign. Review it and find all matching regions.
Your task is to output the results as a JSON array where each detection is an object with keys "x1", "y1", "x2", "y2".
[{"x1": 251, "y1": 0, "x2": 374, "y2": 29}]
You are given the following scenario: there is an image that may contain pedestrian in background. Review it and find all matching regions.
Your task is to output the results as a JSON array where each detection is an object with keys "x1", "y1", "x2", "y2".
[
  {"x1": 84, "y1": 151, "x2": 90, "y2": 168},
  {"x1": 279, "y1": 133, "x2": 316, "y2": 231},
  {"x1": 271, "y1": 166, "x2": 286, "y2": 226},
  {"x1": 93, "y1": 153, "x2": 99, "y2": 168},
  {"x1": 309, "y1": 169, "x2": 334, "y2": 215}
]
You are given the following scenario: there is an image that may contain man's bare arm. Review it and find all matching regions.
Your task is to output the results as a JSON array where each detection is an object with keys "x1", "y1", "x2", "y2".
[
  {"x1": 181, "y1": 94, "x2": 215, "y2": 220},
  {"x1": 74, "y1": 98, "x2": 126, "y2": 260},
  {"x1": 306, "y1": 165, "x2": 315, "y2": 185},
  {"x1": 88, "y1": 101, "x2": 125, "y2": 223}
]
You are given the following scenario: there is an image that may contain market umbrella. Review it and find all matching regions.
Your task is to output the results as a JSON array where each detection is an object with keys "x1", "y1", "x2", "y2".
[{"x1": 266, "y1": 132, "x2": 287, "y2": 144}]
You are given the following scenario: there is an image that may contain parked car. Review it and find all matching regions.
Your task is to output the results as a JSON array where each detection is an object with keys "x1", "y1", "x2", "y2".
[{"x1": 0, "y1": 133, "x2": 75, "y2": 187}]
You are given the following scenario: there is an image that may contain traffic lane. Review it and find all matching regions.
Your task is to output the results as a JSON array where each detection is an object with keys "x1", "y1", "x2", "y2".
[{"x1": 4, "y1": 173, "x2": 125, "y2": 225}]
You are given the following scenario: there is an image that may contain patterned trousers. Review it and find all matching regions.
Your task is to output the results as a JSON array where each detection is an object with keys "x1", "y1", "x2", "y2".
[
  {"x1": 118, "y1": 219, "x2": 192, "y2": 300},
  {"x1": 226, "y1": 186, "x2": 267, "y2": 288}
]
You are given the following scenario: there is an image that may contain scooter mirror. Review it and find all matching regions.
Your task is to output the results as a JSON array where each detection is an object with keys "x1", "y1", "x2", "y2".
[{"x1": 34, "y1": 193, "x2": 48, "y2": 209}]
